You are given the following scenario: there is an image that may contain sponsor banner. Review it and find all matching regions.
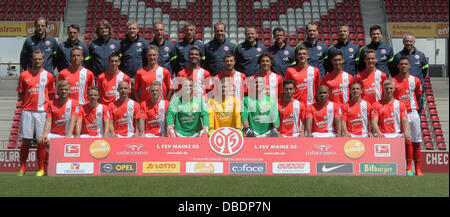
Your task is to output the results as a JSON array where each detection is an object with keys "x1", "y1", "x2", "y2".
[
  {"x1": 56, "y1": 163, "x2": 94, "y2": 175},
  {"x1": 48, "y1": 128, "x2": 407, "y2": 176},
  {"x1": 389, "y1": 23, "x2": 449, "y2": 38},
  {"x1": 0, "y1": 149, "x2": 38, "y2": 172},
  {"x1": 0, "y1": 22, "x2": 61, "y2": 37},
  {"x1": 421, "y1": 151, "x2": 449, "y2": 173},
  {"x1": 359, "y1": 163, "x2": 397, "y2": 175}
]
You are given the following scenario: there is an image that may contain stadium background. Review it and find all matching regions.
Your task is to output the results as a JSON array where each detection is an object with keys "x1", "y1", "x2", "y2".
[{"x1": 0, "y1": 0, "x2": 448, "y2": 197}]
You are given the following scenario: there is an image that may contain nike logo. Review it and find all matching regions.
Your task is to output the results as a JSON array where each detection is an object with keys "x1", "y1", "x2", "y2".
[{"x1": 322, "y1": 164, "x2": 345, "y2": 172}]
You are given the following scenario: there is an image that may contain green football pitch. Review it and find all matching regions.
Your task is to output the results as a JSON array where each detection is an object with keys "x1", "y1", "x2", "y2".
[{"x1": 0, "y1": 173, "x2": 448, "y2": 197}]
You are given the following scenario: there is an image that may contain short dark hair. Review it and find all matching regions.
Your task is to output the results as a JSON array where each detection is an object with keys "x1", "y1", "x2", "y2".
[
  {"x1": 223, "y1": 53, "x2": 235, "y2": 61},
  {"x1": 397, "y1": 56, "x2": 410, "y2": 63},
  {"x1": 109, "y1": 52, "x2": 121, "y2": 60},
  {"x1": 370, "y1": 25, "x2": 382, "y2": 34},
  {"x1": 258, "y1": 52, "x2": 274, "y2": 65},
  {"x1": 283, "y1": 80, "x2": 295, "y2": 88},
  {"x1": 272, "y1": 27, "x2": 285, "y2": 35},
  {"x1": 188, "y1": 46, "x2": 200, "y2": 54},
  {"x1": 67, "y1": 24, "x2": 80, "y2": 32}
]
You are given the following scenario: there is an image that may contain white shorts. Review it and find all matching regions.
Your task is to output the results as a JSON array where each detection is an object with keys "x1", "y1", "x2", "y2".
[
  {"x1": 117, "y1": 134, "x2": 134, "y2": 138},
  {"x1": 144, "y1": 133, "x2": 159, "y2": 138},
  {"x1": 19, "y1": 110, "x2": 46, "y2": 139},
  {"x1": 47, "y1": 133, "x2": 66, "y2": 140},
  {"x1": 312, "y1": 132, "x2": 336, "y2": 138},
  {"x1": 80, "y1": 134, "x2": 103, "y2": 138},
  {"x1": 350, "y1": 133, "x2": 368, "y2": 138},
  {"x1": 382, "y1": 132, "x2": 402, "y2": 138},
  {"x1": 407, "y1": 111, "x2": 423, "y2": 143}
]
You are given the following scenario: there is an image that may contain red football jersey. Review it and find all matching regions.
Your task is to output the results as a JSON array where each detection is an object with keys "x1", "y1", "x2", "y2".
[
  {"x1": 109, "y1": 98, "x2": 141, "y2": 137},
  {"x1": 392, "y1": 74, "x2": 422, "y2": 113},
  {"x1": 213, "y1": 70, "x2": 248, "y2": 98},
  {"x1": 133, "y1": 65, "x2": 172, "y2": 102},
  {"x1": 17, "y1": 69, "x2": 55, "y2": 111},
  {"x1": 278, "y1": 98, "x2": 306, "y2": 137},
  {"x1": 248, "y1": 71, "x2": 284, "y2": 99},
  {"x1": 96, "y1": 71, "x2": 131, "y2": 106},
  {"x1": 141, "y1": 98, "x2": 170, "y2": 136},
  {"x1": 175, "y1": 67, "x2": 212, "y2": 98},
  {"x1": 306, "y1": 101, "x2": 342, "y2": 134},
  {"x1": 371, "y1": 99, "x2": 407, "y2": 134},
  {"x1": 284, "y1": 65, "x2": 320, "y2": 105},
  {"x1": 355, "y1": 69, "x2": 387, "y2": 104},
  {"x1": 57, "y1": 66, "x2": 95, "y2": 105},
  {"x1": 320, "y1": 71, "x2": 353, "y2": 105},
  {"x1": 79, "y1": 103, "x2": 111, "y2": 136},
  {"x1": 341, "y1": 99, "x2": 372, "y2": 136},
  {"x1": 47, "y1": 99, "x2": 80, "y2": 136}
]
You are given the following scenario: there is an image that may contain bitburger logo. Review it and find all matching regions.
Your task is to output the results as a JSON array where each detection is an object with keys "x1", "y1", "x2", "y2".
[
  {"x1": 344, "y1": 139, "x2": 366, "y2": 160},
  {"x1": 89, "y1": 139, "x2": 111, "y2": 160}
]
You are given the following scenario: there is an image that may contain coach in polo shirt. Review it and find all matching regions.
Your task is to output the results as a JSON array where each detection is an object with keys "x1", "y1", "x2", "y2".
[
  {"x1": 295, "y1": 22, "x2": 328, "y2": 77},
  {"x1": 119, "y1": 20, "x2": 149, "y2": 80},
  {"x1": 327, "y1": 23, "x2": 359, "y2": 77},
  {"x1": 234, "y1": 26, "x2": 267, "y2": 77},
  {"x1": 204, "y1": 22, "x2": 235, "y2": 76},
  {"x1": 173, "y1": 22, "x2": 205, "y2": 76},
  {"x1": 149, "y1": 22, "x2": 176, "y2": 77},
  {"x1": 267, "y1": 27, "x2": 295, "y2": 78},
  {"x1": 55, "y1": 24, "x2": 90, "y2": 72}
]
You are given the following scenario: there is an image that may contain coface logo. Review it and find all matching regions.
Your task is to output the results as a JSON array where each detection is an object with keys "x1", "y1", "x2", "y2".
[
  {"x1": 100, "y1": 162, "x2": 137, "y2": 174},
  {"x1": 374, "y1": 144, "x2": 391, "y2": 157},
  {"x1": 64, "y1": 144, "x2": 80, "y2": 157},
  {"x1": 272, "y1": 162, "x2": 310, "y2": 174},
  {"x1": 56, "y1": 163, "x2": 94, "y2": 175},
  {"x1": 360, "y1": 163, "x2": 397, "y2": 175},
  {"x1": 316, "y1": 163, "x2": 354, "y2": 174},
  {"x1": 229, "y1": 162, "x2": 266, "y2": 174},
  {"x1": 186, "y1": 162, "x2": 224, "y2": 174},
  {"x1": 142, "y1": 162, "x2": 180, "y2": 174},
  {"x1": 209, "y1": 127, "x2": 244, "y2": 156}
]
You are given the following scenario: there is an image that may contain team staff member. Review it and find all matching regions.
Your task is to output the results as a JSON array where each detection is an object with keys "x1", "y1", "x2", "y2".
[
  {"x1": 321, "y1": 50, "x2": 354, "y2": 105},
  {"x1": 173, "y1": 22, "x2": 205, "y2": 75},
  {"x1": 355, "y1": 49, "x2": 387, "y2": 104},
  {"x1": 97, "y1": 53, "x2": 131, "y2": 106},
  {"x1": 392, "y1": 57, "x2": 424, "y2": 176},
  {"x1": 86, "y1": 19, "x2": 121, "y2": 77},
  {"x1": 57, "y1": 47, "x2": 95, "y2": 105},
  {"x1": 341, "y1": 82, "x2": 373, "y2": 137},
  {"x1": 305, "y1": 85, "x2": 342, "y2": 137},
  {"x1": 55, "y1": 24, "x2": 89, "y2": 72},
  {"x1": 139, "y1": 81, "x2": 170, "y2": 137},
  {"x1": 109, "y1": 81, "x2": 142, "y2": 138},
  {"x1": 149, "y1": 21, "x2": 177, "y2": 76},
  {"x1": 267, "y1": 27, "x2": 295, "y2": 78},
  {"x1": 284, "y1": 46, "x2": 321, "y2": 105},
  {"x1": 119, "y1": 20, "x2": 149, "y2": 81},
  {"x1": 213, "y1": 54, "x2": 247, "y2": 99},
  {"x1": 358, "y1": 25, "x2": 393, "y2": 77},
  {"x1": 38, "y1": 80, "x2": 80, "y2": 176},
  {"x1": 204, "y1": 22, "x2": 235, "y2": 76},
  {"x1": 234, "y1": 25, "x2": 267, "y2": 77},
  {"x1": 133, "y1": 45, "x2": 173, "y2": 102},
  {"x1": 20, "y1": 17, "x2": 58, "y2": 74},
  {"x1": 242, "y1": 76, "x2": 280, "y2": 137},
  {"x1": 248, "y1": 52, "x2": 284, "y2": 100},
  {"x1": 278, "y1": 80, "x2": 306, "y2": 137},
  {"x1": 295, "y1": 22, "x2": 328, "y2": 77},
  {"x1": 166, "y1": 78, "x2": 209, "y2": 137},
  {"x1": 208, "y1": 77, "x2": 242, "y2": 135},
  {"x1": 75, "y1": 86, "x2": 111, "y2": 138},
  {"x1": 327, "y1": 23, "x2": 359, "y2": 77},
  {"x1": 17, "y1": 50, "x2": 55, "y2": 176}
]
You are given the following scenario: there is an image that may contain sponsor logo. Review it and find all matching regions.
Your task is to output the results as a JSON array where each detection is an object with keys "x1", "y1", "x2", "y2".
[
  {"x1": 64, "y1": 144, "x2": 80, "y2": 157},
  {"x1": 142, "y1": 162, "x2": 180, "y2": 174},
  {"x1": 344, "y1": 140, "x2": 365, "y2": 160},
  {"x1": 229, "y1": 163, "x2": 266, "y2": 174},
  {"x1": 306, "y1": 144, "x2": 336, "y2": 156},
  {"x1": 186, "y1": 162, "x2": 223, "y2": 174},
  {"x1": 209, "y1": 127, "x2": 244, "y2": 156},
  {"x1": 56, "y1": 163, "x2": 94, "y2": 174},
  {"x1": 117, "y1": 144, "x2": 148, "y2": 156},
  {"x1": 89, "y1": 140, "x2": 111, "y2": 160},
  {"x1": 360, "y1": 163, "x2": 397, "y2": 175},
  {"x1": 272, "y1": 162, "x2": 310, "y2": 174},
  {"x1": 316, "y1": 163, "x2": 354, "y2": 174},
  {"x1": 374, "y1": 144, "x2": 391, "y2": 157},
  {"x1": 100, "y1": 162, "x2": 137, "y2": 174}
]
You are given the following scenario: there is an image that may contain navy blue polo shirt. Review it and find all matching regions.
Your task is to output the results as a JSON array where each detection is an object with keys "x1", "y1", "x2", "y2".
[
  {"x1": 20, "y1": 34, "x2": 58, "y2": 74},
  {"x1": 119, "y1": 35, "x2": 149, "y2": 78},
  {"x1": 173, "y1": 38, "x2": 205, "y2": 75},
  {"x1": 358, "y1": 41, "x2": 394, "y2": 77},
  {"x1": 149, "y1": 39, "x2": 177, "y2": 77},
  {"x1": 295, "y1": 39, "x2": 328, "y2": 77},
  {"x1": 234, "y1": 39, "x2": 267, "y2": 77},
  {"x1": 55, "y1": 39, "x2": 90, "y2": 72},
  {"x1": 327, "y1": 40, "x2": 359, "y2": 77},
  {"x1": 267, "y1": 42, "x2": 295, "y2": 78},
  {"x1": 392, "y1": 46, "x2": 429, "y2": 83},
  {"x1": 204, "y1": 38, "x2": 235, "y2": 76},
  {"x1": 86, "y1": 36, "x2": 121, "y2": 77}
]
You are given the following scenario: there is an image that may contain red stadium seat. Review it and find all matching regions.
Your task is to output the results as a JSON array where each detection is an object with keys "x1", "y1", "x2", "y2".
[
  {"x1": 423, "y1": 135, "x2": 432, "y2": 142},
  {"x1": 436, "y1": 136, "x2": 445, "y2": 142},
  {"x1": 421, "y1": 122, "x2": 429, "y2": 129},
  {"x1": 432, "y1": 122, "x2": 442, "y2": 129},
  {"x1": 434, "y1": 129, "x2": 443, "y2": 136},
  {"x1": 438, "y1": 143, "x2": 447, "y2": 150},
  {"x1": 425, "y1": 142, "x2": 433, "y2": 150},
  {"x1": 431, "y1": 115, "x2": 440, "y2": 122},
  {"x1": 422, "y1": 128, "x2": 431, "y2": 136}
]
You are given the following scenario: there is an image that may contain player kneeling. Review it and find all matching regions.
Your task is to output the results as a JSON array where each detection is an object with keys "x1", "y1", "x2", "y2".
[
  {"x1": 37, "y1": 80, "x2": 80, "y2": 176},
  {"x1": 166, "y1": 78, "x2": 209, "y2": 137},
  {"x1": 242, "y1": 76, "x2": 280, "y2": 137},
  {"x1": 139, "y1": 81, "x2": 170, "y2": 137},
  {"x1": 75, "y1": 86, "x2": 111, "y2": 138}
]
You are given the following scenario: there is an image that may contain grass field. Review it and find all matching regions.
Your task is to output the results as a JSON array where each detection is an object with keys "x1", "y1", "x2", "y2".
[{"x1": 0, "y1": 172, "x2": 448, "y2": 197}]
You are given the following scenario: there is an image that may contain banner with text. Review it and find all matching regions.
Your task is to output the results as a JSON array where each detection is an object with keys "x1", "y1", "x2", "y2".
[
  {"x1": 421, "y1": 151, "x2": 449, "y2": 173},
  {"x1": 0, "y1": 22, "x2": 61, "y2": 37},
  {"x1": 0, "y1": 149, "x2": 38, "y2": 172},
  {"x1": 48, "y1": 128, "x2": 407, "y2": 176},
  {"x1": 389, "y1": 23, "x2": 449, "y2": 38}
]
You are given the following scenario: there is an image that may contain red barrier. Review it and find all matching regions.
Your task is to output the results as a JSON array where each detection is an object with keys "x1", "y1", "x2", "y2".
[{"x1": 0, "y1": 149, "x2": 38, "y2": 172}]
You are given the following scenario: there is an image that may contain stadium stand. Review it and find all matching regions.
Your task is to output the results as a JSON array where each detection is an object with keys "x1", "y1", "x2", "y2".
[
  {"x1": 0, "y1": 0, "x2": 66, "y2": 21},
  {"x1": 384, "y1": 0, "x2": 449, "y2": 23}
]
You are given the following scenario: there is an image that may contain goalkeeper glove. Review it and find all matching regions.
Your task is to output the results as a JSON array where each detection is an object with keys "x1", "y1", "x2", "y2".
[{"x1": 243, "y1": 127, "x2": 257, "y2": 137}]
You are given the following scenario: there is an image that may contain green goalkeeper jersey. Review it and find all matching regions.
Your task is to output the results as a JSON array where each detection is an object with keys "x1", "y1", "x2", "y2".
[
  {"x1": 242, "y1": 95, "x2": 280, "y2": 135},
  {"x1": 166, "y1": 96, "x2": 209, "y2": 136}
]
